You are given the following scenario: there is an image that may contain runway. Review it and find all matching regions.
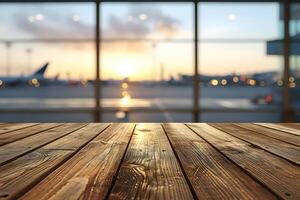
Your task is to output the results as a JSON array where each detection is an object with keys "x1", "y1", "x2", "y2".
[{"x1": 0, "y1": 85, "x2": 288, "y2": 122}]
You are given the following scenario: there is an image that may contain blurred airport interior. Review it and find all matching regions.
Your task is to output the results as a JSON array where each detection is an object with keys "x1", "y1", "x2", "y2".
[{"x1": 0, "y1": 0, "x2": 299, "y2": 122}]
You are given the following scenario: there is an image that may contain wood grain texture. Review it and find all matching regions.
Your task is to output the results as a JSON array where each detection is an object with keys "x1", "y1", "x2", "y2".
[
  {"x1": 279, "y1": 123, "x2": 300, "y2": 131},
  {"x1": 0, "y1": 123, "x2": 38, "y2": 135},
  {"x1": 210, "y1": 123, "x2": 300, "y2": 165},
  {"x1": 0, "y1": 123, "x2": 109, "y2": 200},
  {"x1": 0, "y1": 123, "x2": 61, "y2": 146},
  {"x1": 234, "y1": 123, "x2": 300, "y2": 146},
  {"x1": 256, "y1": 123, "x2": 300, "y2": 137},
  {"x1": 0, "y1": 123, "x2": 299, "y2": 200},
  {"x1": 163, "y1": 123, "x2": 276, "y2": 200},
  {"x1": 0, "y1": 123, "x2": 86, "y2": 166},
  {"x1": 187, "y1": 123, "x2": 300, "y2": 200},
  {"x1": 109, "y1": 123, "x2": 193, "y2": 200},
  {"x1": 20, "y1": 123, "x2": 135, "y2": 200}
]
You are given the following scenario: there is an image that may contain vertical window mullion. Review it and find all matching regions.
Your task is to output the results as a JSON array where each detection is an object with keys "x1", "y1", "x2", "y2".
[
  {"x1": 193, "y1": 1, "x2": 199, "y2": 122},
  {"x1": 95, "y1": 0, "x2": 101, "y2": 122},
  {"x1": 283, "y1": 0, "x2": 293, "y2": 122}
]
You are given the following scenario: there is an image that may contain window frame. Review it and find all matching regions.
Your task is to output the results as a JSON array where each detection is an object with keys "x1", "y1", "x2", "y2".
[{"x1": 0, "y1": 0, "x2": 293, "y2": 122}]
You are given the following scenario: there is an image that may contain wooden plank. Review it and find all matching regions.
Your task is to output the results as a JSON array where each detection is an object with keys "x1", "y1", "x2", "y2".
[
  {"x1": 0, "y1": 123, "x2": 86, "y2": 166},
  {"x1": 109, "y1": 124, "x2": 193, "y2": 200},
  {"x1": 0, "y1": 123, "x2": 38, "y2": 135},
  {"x1": 256, "y1": 123, "x2": 300, "y2": 137},
  {"x1": 279, "y1": 123, "x2": 300, "y2": 131},
  {"x1": 187, "y1": 123, "x2": 300, "y2": 200},
  {"x1": 234, "y1": 123, "x2": 300, "y2": 147},
  {"x1": 0, "y1": 123, "x2": 109, "y2": 200},
  {"x1": 0, "y1": 123, "x2": 62, "y2": 146},
  {"x1": 163, "y1": 123, "x2": 276, "y2": 200},
  {"x1": 210, "y1": 123, "x2": 300, "y2": 165},
  {"x1": 20, "y1": 123, "x2": 135, "y2": 200}
]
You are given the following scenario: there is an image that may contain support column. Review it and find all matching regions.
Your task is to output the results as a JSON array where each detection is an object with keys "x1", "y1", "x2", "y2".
[
  {"x1": 94, "y1": 0, "x2": 101, "y2": 122},
  {"x1": 193, "y1": 1, "x2": 199, "y2": 122},
  {"x1": 283, "y1": 0, "x2": 293, "y2": 122}
]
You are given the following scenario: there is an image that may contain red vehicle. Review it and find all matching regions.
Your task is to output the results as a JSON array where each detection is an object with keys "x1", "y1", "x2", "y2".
[{"x1": 251, "y1": 95, "x2": 273, "y2": 105}]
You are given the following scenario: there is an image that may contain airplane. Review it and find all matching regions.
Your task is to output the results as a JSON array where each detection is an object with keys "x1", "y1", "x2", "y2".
[
  {"x1": 0, "y1": 62, "x2": 88, "y2": 87},
  {"x1": 0, "y1": 63, "x2": 49, "y2": 87}
]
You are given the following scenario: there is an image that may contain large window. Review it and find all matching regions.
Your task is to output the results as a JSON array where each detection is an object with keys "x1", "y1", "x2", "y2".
[
  {"x1": 0, "y1": 3, "x2": 95, "y2": 122},
  {"x1": 198, "y1": 2, "x2": 283, "y2": 122},
  {"x1": 0, "y1": 1, "x2": 298, "y2": 122},
  {"x1": 100, "y1": 2, "x2": 194, "y2": 122}
]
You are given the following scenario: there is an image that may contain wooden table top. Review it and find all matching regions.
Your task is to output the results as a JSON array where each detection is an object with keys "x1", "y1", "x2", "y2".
[{"x1": 0, "y1": 123, "x2": 299, "y2": 200}]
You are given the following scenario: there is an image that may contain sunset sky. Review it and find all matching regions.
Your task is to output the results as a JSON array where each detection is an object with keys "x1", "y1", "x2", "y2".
[{"x1": 0, "y1": 2, "x2": 282, "y2": 80}]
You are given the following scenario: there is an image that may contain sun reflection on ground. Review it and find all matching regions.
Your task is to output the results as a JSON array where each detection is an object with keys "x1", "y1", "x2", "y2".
[
  {"x1": 121, "y1": 83, "x2": 128, "y2": 89},
  {"x1": 122, "y1": 91, "x2": 128, "y2": 97},
  {"x1": 120, "y1": 94, "x2": 131, "y2": 107}
]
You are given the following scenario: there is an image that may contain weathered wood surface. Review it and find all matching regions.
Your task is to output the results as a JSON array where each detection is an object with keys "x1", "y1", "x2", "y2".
[
  {"x1": 0, "y1": 123, "x2": 38, "y2": 135},
  {"x1": 188, "y1": 123, "x2": 300, "y2": 200},
  {"x1": 0, "y1": 123, "x2": 299, "y2": 200},
  {"x1": 0, "y1": 123, "x2": 61, "y2": 146},
  {"x1": 164, "y1": 123, "x2": 276, "y2": 200},
  {"x1": 211, "y1": 123, "x2": 300, "y2": 165},
  {"x1": 256, "y1": 123, "x2": 300, "y2": 137},
  {"x1": 109, "y1": 124, "x2": 193, "y2": 200},
  {"x1": 279, "y1": 123, "x2": 300, "y2": 131},
  {"x1": 20, "y1": 123, "x2": 135, "y2": 200},
  {"x1": 0, "y1": 123, "x2": 109, "y2": 200},
  {"x1": 235, "y1": 123, "x2": 300, "y2": 146},
  {"x1": 0, "y1": 123, "x2": 86, "y2": 166}
]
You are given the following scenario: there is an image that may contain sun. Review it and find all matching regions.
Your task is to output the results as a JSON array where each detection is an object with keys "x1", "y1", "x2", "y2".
[{"x1": 115, "y1": 60, "x2": 136, "y2": 78}]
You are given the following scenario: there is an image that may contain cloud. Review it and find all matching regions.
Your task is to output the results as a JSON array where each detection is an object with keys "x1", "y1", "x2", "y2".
[
  {"x1": 13, "y1": 7, "x2": 93, "y2": 51},
  {"x1": 104, "y1": 5, "x2": 179, "y2": 39},
  {"x1": 102, "y1": 5, "x2": 180, "y2": 52},
  {"x1": 14, "y1": 9, "x2": 93, "y2": 38},
  {"x1": 13, "y1": 5, "x2": 181, "y2": 52}
]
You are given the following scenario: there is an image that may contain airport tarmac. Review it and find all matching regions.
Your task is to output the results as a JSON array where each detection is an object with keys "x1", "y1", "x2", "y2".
[{"x1": 0, "y1": 85, "x2": 292, "y2": 122}]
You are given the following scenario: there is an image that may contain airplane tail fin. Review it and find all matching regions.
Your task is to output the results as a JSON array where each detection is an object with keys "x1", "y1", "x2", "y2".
[
  {"x1": 54, "y1": 73, "x2": 60, "y2": 80},
  {"x1": 33, "y1": 62, "x2": 49, "y2": 77}
]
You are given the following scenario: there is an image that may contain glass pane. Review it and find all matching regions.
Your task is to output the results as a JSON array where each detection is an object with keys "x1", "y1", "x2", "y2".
[
  {"x1": 0, "y1": 3, "x2": 95, "y2": 122},
  {"x1": 199, "y1": 2, "x2": 283, "y2": 122},
  {"x1": 100, "y1": 2, "x2": 194, "y2": 122},
  {"x1": 200, "y1": 3, "x2": 280, "y2": 39},
  {"x1": 0, "y1": 3, "x2": 94, "y2": 39}
]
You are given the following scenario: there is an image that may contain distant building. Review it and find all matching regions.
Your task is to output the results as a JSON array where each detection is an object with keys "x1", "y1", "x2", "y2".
[{"x1": 266, "y1": 4, "x2": 300, "y2": 76}]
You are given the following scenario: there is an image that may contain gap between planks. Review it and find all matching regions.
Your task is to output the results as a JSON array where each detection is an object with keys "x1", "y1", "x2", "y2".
[
  {"x1": 108, "y1": 123, "x2": 194, "y2": 200},
  {"x1": 0, "y1": 123, "x2": 63, "y2": 146},
  {"x1": 163, "y1": 123, "x2": 277, "y2": 200},
  {"x1": 210, "y1": 123, "x2": 300, "y2": 166},
  {"x1": 0, "y1": 123, "x2": 88, "y2": 166},
  {"x1": 19, "y1": 123, "x2": 136, "y2": 200},
  {"x1": 0, "y1": 123, "x2": 110, "y2": 200},
  {"x1": 255, "y1": 123, "x2": 300, "y2": 137},
  {"x1": 186, "y1": 123, "x2": 300, "y2": 200},
  {"x1": 0, "y1": 123, "x2": 39, "y2": 135}
]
